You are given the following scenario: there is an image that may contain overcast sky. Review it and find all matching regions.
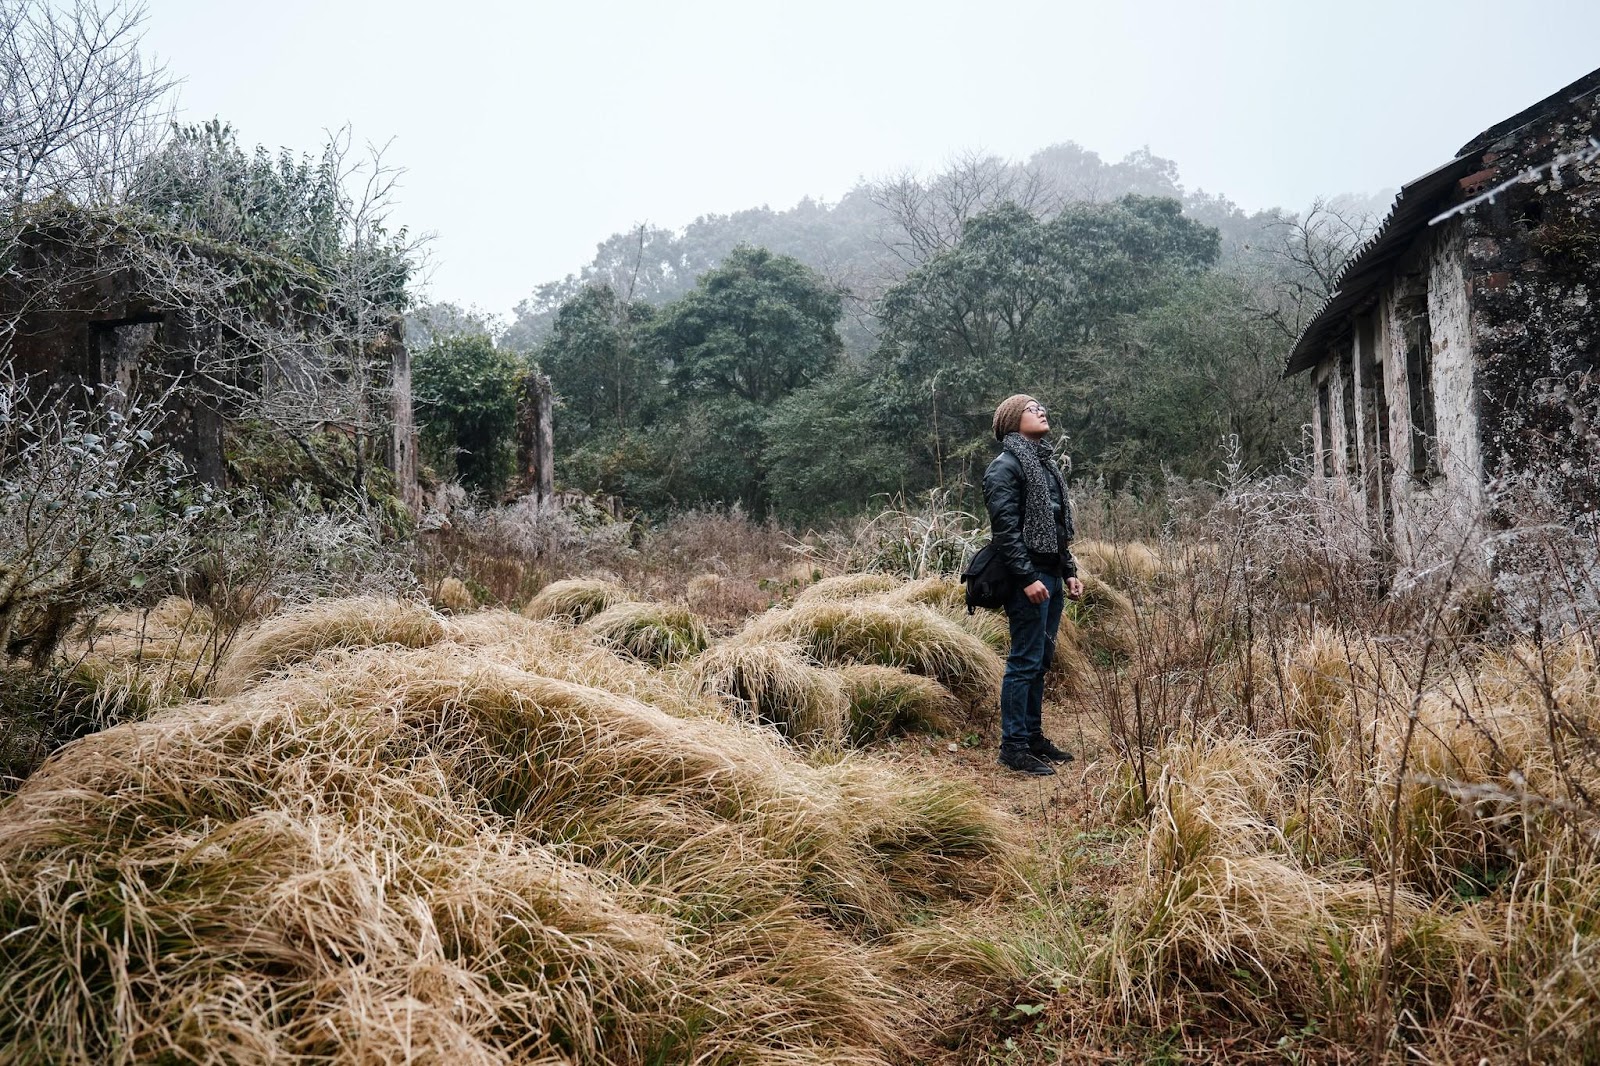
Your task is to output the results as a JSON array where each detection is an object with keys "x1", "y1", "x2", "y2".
[{"x1": 140, "y1": 0, "x2": 1600, "y2": 318}]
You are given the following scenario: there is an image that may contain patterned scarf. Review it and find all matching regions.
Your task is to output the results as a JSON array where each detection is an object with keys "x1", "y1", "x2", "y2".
[{"x1": 1001, "y1": 432, "x2": 1069, "y2": 555}]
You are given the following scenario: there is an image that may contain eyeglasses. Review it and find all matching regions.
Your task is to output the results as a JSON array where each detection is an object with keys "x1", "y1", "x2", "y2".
[{"x1": 1023, "y1": 403, "x2": 1048, "y2": 417}]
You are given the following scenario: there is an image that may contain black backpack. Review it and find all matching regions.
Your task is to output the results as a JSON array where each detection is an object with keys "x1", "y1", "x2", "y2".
[{"x1": 959, "y1": 540, "x2": 1015, "y2": 614}]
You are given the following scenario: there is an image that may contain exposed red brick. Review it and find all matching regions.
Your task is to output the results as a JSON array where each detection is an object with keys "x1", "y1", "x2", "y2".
[{"x1": 1459, "y1": 167, "x2": 1499, "y2": 191}]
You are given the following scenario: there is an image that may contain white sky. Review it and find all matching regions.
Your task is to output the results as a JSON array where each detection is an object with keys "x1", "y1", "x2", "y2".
[{"x1": 139, "y1": 0, "x2": 1600, "y2": 318}]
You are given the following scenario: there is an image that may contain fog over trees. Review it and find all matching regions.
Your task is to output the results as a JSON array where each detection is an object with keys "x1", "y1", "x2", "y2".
[{"x1": 425, "y1": 141, "x2": 1381, "y2": 516}]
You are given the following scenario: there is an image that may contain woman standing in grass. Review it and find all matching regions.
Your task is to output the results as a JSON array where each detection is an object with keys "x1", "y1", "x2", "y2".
[{"x1": 983, "y1": 394, "x2": 1082, "y2": 777}]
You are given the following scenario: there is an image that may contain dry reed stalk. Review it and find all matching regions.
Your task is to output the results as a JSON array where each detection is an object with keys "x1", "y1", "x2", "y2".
[
  {"x1": 1072, "y1": 576, "x2": 1138, "y2": 661},
  {"x1": 1101, "y1": 730, "x2": 1487, "y2": 1031}
]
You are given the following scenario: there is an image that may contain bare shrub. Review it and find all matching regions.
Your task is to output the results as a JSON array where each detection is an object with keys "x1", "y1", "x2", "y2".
[
  {"x1": 0, "y1": 378, "x2": 212, "y2": 668},
  {"x1": 822, "y1": 489, "x2": 984, "y2": 578}
]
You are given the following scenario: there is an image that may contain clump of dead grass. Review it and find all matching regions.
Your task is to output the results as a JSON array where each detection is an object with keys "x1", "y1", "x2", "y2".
[
  {"x1": 428, "y1": 575, "x2": 476, "y2": 612},
  {"x1": 796, "y1": 573, "x2": 902, "y2": 603},
  {"x1": 690, "y1": 639, "x2": 849, "y2": 745},
  {"x1": 836, "y1": 664, "x2": 960, "y2": 744},
  {"x1": 586, "y1": 601, "x2": 711, "y2": 666},
  {"x1": 209, "y1": 596, "x2": 447, "y2": 696},
  {"x1": 521, "y1": 576, "x2": 631, "y2": 623},
  {"x1": 1094, "y1": 730, "x2": 1489, "y2": 1037},
  {"x1": 739, "y1": 601, "x2": 1003, "y2": 707},
  {"x1": 0, "y1": 627, "x2": 1018, "y2": 1063}
]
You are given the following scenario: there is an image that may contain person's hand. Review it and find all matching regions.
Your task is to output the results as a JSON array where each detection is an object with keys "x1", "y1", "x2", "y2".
[
  {"x1": 1066, "y1": 577, "x2": 1084, "y2": 600},
  {"x1": 1023, "y1": 580, "x2": 1049, "y2": 604}
]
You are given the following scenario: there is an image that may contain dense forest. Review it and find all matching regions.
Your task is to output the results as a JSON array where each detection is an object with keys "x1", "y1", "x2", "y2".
[{"x1": 412, "y1": 146, "x2": 1386, "y2": 518}]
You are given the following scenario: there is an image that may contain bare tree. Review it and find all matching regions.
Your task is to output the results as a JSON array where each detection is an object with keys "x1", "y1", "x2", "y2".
[
  {"x1": 867, "y1": 150, "x2": 1059, "y2": 271},
  {"x1": 0, "y1": 0, "x2": 174, "y2": 205},
  {"x1": 1257, "y1": 196, "x2": 1377, "y2": 340}
]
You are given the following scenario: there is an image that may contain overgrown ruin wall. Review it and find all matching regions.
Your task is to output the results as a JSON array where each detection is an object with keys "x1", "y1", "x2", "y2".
[
  {"x1": 1, "y1": 213, "x2": 420, "y2": 507},
  {"x1": 1309, "y1": 220, "x2": 1481, "y2": 572},
  {"x1": 1307, "y1": 79, "x2": 1600, "y2": 575},
  {"x1": 1462, "y1": 85, "x2": 1600, "y2": 521}
]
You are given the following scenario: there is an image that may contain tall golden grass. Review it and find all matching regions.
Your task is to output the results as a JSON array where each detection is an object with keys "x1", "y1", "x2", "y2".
[
  {"x1": 0, "y1": 602, "x2": 1019, "y2": 1064},
  {"x1": 740, "y1": 600, "x2": 1002, "y2": 706},
  {"x1": 16, "y1": 519, "x2": 1600, "y2": 1062}
]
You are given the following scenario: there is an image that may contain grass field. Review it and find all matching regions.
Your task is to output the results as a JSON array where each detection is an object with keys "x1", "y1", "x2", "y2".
[{"x1": 3, "y1": 520, "x2": 1599, "y2": 1063}]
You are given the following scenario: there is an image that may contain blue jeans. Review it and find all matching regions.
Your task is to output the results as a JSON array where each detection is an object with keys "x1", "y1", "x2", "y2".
[{"x1": 1000, "y1": 572, "x2": 1063, "y2": 751}]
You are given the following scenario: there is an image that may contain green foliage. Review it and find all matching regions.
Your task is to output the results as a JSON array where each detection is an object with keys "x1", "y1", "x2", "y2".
[
  {"x1": 413, "y1": 334, "x2": 525, "y2": 496},
  {"x1": 132, "y1": 121, "x2": 340, "y2": 262},
  {"x1": 875, "y1": 196, "x2": 1220, "y2": 488},
  {"x1": 762, "y1": 370, "x2": 911, "y2": 519},
  {"x1": 650, "y1": 244, "x2": 842, "y2": 406},
  {"x1": 1100, "y1": 272, "x2": 1307, "y2": 480},
  {"x1": 544, "y1": 246, "x2": 844, "y2": 514},
  {"x1": 541, "y1": 284, "x2": 657, "y2": 439}
]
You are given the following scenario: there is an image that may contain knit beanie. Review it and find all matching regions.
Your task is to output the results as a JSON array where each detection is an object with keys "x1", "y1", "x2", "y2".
[{"x1": 992, "y1": 394, "x2": 1038, "y2": 441}]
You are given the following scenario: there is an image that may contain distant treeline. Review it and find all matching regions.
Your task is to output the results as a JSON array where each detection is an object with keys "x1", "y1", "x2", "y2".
[{"x1": 412, "y1": 145, "x2": 1384, "y2": 517}]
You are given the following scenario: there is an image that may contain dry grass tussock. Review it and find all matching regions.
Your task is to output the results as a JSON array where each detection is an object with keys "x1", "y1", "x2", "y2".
[
  {"x1": 585, "y1": 600, "x2": 711, "y2": 666},
  {"x1": 428, "y1": 575, "x2": 476, "y2": 612},
  {"x1": 835, "y1": 664, "x2": 961, "y2": 745},
  {"x1": 690, "y1": 639, "x2": 850, "y2": 745},
  {"x1": 0, "y1": 602, "x2": 1020, "y2": 1065},
  {"x1": 521, "y1": 576, "x2": 632, "y2": 623},
  {"x1": 739, "y1": 599, "x2": 1003, "y2": 707},
  {"x1": 1096, "y1": 730, "x2": 1489, "y2": 1033},
  {"x1": 209, "y1": 595, "x2": 448, "y2": 697}
]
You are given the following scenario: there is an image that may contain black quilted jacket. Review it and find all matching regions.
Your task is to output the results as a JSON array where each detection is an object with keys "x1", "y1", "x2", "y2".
[{"x1": 981, "y1": 450, "x2": 1078, "y2": 586}]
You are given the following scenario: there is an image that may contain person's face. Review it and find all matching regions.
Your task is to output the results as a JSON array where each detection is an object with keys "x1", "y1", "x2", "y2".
[{"x1": 1020, "y1": 401, "x2": 1050, "y2": 437}]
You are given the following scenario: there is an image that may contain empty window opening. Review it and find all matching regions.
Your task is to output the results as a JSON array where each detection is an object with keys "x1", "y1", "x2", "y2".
[
  {"x1": 1341, "y1": 352, "x2": 1360, "y2": 478},
  {"x1": 1402, "y1": 298, "x2": 1438, "y2": 480},
  {"x1": 1358, "y1": 312, "x2": 1392, "y2": 543},
  {"x1": 1317, "y1": 378, "x2": 1334, "y2": 477}
]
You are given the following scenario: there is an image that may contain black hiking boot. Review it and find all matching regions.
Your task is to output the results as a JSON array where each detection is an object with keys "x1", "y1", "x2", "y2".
[
  {"x1": 1029, "y1": 736, "x2": 1075, "y2": 763},
  {"x1": 998, "y1": 747, "x2": 1056, "y2": 776}
]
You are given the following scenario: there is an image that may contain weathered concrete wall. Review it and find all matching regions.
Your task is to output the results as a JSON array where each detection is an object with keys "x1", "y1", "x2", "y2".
[
  {"x1": 1307, "y1": 221, "x2": 1482, "y2": 573},
  {"x1": 2, "y1": 211, "x2": 420, "y2": 506},
  {"x1": 1461, "y1": 84, "x2": 1600, "y2": 522}
]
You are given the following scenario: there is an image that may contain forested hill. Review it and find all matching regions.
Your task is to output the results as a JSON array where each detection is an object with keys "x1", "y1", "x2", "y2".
[
  {"x1": 498, "y1": 142, "x2": 1290, "y2": 353},
  {"x1": 412, "y1": 142, "x2": 1390, "y2": 520}
]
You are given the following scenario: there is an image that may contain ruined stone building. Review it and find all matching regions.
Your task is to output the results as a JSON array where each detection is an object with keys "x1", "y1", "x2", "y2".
[
  {"x1": 1, "y1": 204, "x2": 419, "y2": 508},
  {"x1": 1286, "y1": 66, "x2": 1600, "y2": 569}
]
